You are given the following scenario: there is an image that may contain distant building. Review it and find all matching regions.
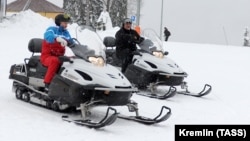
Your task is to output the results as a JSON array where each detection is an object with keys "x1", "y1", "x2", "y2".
[{"x1": 7, "y1": 0, "x2": 64, "y2": 19}]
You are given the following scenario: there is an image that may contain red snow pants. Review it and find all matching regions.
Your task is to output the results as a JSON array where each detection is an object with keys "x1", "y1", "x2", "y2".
[
  {"x1": 40, "y1": 40, "x2": 65, "y2": 84},
  {"x1": 41, "y1": 56, "x2": 61, "y2": 84}
]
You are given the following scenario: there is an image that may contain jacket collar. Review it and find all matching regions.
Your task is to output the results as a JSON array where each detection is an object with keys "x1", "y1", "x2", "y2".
[{"x1": 58, "y1": 26, "x2": 66, "y2": 32}]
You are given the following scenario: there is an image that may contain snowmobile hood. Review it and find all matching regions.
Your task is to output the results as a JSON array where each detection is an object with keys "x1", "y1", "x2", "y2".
[
  {"x1": 133, "y1": 53, "x2": 186, "y2": 76},
  {"x1": 133, "y1": 29, "x2": 187, "y2": 77},
  {"x1": 62, "y1": 58, "x2": 133, "y2": 91}
]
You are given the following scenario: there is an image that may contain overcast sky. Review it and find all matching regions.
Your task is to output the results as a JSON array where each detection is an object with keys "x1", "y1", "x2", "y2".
[
  {"x1": 140, "y1": 0, "x2": 250, "y2": 46},
  {"x1": 6, "y1": 0, "x2": 250, "y2": 46}
]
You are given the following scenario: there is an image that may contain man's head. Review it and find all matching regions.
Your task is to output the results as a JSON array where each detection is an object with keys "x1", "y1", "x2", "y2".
[
  {"x1": 123, "y1": 18, "x2": 132, "y2": 30},
  {"x1": 55, "y1": 14, "x2": 71, "y2": 28}
]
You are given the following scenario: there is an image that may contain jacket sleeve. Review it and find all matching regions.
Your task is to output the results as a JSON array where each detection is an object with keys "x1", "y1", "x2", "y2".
[
  {"x1": 44, "y1": 27, "x2": 57, "y2": 43},
  {"x1": 133, "y1": 30, "x2": 144, "y2": 43},
  {"x1": 64, "y1": 31, "x2": 74, "y2": 45}
]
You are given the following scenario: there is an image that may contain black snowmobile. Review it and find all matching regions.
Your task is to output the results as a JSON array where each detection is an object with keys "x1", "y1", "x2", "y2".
[
  {"x1": 8, "y1": 30, "x2": 171, "y2": 128},
  {"x1": 103, "y1": 29, "x2": 212, "y2": 99}
]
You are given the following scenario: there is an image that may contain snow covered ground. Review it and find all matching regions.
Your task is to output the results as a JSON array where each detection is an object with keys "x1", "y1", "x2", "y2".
[{"x1": 1, "y1": 10, "x2": 250, "y2": 141}]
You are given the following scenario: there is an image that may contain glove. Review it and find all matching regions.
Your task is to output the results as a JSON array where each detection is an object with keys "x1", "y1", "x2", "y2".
[
  {"x1": 56, "y1": 37, "x2": 67, "y2": 47},
  {"x1": 138, "y1": 37, "x2": 145, "y2": 43},
  {"x1": 58, "y1": 56, "x2": 73, "y2": 63},
  {"x1": 129, "y1": 35, "x2": 137, "y2": 43}
]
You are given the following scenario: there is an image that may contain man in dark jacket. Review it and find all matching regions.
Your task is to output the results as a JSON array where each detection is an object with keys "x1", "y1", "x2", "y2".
[
  {"x1": 164, "y1": 27, "x2": 171, "y2": 41},
  {"x1": 115, "y1": 18, "x2": 144, "y2": 73}
]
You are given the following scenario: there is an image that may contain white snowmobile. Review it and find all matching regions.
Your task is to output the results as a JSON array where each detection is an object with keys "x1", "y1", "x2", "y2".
[
  {"x1": 103, "y1": 29, "x2": 212, "y2": 99},
  {"x1": 8, "y1": 32, "x2": 171, "y2": 128}
]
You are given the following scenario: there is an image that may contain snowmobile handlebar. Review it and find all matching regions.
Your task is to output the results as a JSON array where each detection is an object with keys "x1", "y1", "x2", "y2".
[
  {"x1": 131, "y1": 51, "x2": 142, "y2": 56},
  {"x1": 59, "y1": 56, "x2": 73, "y2": 63},
  {"x1": 131, "y1": 37, "x2": 145, "y2": 44},
  {"x1": 67, "y1": 38, "x2": 81, "y2": 48}
]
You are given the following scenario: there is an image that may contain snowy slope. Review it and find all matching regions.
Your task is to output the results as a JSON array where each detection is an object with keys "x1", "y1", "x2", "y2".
[{"x1": 1, "y1": 10, "x2": 250, "y2": 141}]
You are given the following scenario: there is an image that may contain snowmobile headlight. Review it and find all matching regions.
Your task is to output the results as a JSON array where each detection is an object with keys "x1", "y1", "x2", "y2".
[
  {"x1": 153, "y1": 51, "x2": 164, "y2": 58},
  {"x1": 88, "y1": 56, "x2": 105, "y2": 67}
]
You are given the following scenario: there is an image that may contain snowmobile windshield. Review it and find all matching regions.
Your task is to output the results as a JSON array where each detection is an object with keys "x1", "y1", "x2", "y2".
[
  {"x1": 70, "y1": 30, "x2": 106, "y2": 66},
  {"x1": 139, "y1": 29, "x2": 164, "y2": 53},
  {"x1": 71, "y1": 40, "x2": 106, "y2": 60}
]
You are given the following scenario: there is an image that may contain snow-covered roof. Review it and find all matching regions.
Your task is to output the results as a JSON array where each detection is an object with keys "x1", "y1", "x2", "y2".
[{"x1": 7, "y1": 0, "x2": 64, "y2": 13}]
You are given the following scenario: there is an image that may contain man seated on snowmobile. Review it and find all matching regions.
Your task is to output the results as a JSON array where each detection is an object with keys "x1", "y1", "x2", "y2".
[
  {"x1": 115, "y1": 18, "x2": 144, "y2": 73},
  {"x1": 40, "y1": 14, "x2": 74, "y2": 92}
]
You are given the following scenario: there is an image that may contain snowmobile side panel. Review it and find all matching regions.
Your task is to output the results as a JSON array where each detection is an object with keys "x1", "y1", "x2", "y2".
[
  {"x1": 93, "y1": 90, "x2": 133, "y2": 106},
  {"x1": 48, "y1": 75, "x2": 90, "y2": 106},
  {"x1": 125, "y1": 64, "x2": 157, "y2": 88},
  {"x1": 49, "y1": 75, "x2": 133, "y2": 106},
  {"x1": 157, "y1": 75, "x2": 185, "y2": 86}
]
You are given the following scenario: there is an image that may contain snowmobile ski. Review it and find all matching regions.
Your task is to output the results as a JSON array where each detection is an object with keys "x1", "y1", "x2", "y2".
[
  {"x1": 136, "y1": 86, "x2": 176, "y2": 100},
  {"x1": 177, "y1": 84, "x2": 212, "y2": 97},
  {"x1": 62, "y1": 107, "x2": 118, "y2": 128},
  {"x1": 118, "y1": 106, "x2": 171, "y2": 125}
]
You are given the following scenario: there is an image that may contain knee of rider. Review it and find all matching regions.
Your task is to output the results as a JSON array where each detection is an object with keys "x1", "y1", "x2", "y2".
[{"x1": 50, "y1": 57, "x2": 60, "y2": 65}]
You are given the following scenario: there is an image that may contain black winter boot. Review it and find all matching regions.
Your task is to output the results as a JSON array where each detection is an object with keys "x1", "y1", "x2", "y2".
[{"x1": 44, "y1": 83, "x2": 50, "y2": 93}]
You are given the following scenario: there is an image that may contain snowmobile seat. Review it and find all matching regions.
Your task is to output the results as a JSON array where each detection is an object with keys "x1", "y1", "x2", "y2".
[
  {"x1": 103, "y1": 36, "x2": 116, "y2": 58},
  {"x1": 26, "y1": 38, "x2": 47, "y2": 78},
  {"x1": 27, "y1": 38, "x2": 43, "y2": 67},
  {"x1": 103, "y1": 36, "x2": 116, "y2": 48},
  {"x1": 28, "y1": 38, "x2": 43, "y2": 55}
]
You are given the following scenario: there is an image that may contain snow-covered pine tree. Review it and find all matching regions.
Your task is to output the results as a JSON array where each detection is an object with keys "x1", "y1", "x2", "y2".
[
  {"x1": 107, "y1": 0, "x2": 127, "y2": 27},
  {"x1": 63, "y1": 0, "x2": 105, "y2": 28},
  {"x1": 63, "y1": 0, "x2": 128, "y2": 28},
  {"x1": 63, "y1": 0, "x2": 85, "y2": 25}
]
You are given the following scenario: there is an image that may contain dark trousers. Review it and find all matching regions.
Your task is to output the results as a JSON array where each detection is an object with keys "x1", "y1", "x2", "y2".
[
  {"x1": 165, "y1": 36, "x2": 169, "y2": 41},
  {"x1": 121, "y1": 54, "x2": 133, "y2": 73}
]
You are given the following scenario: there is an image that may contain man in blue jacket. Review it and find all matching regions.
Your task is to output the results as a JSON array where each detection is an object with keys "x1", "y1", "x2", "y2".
[{"x1": 40, "y1": 14, "x2": 74, "y2": 92}]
